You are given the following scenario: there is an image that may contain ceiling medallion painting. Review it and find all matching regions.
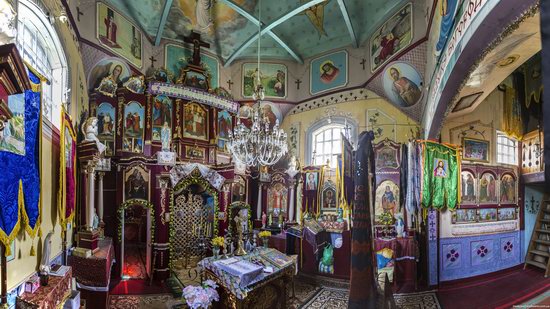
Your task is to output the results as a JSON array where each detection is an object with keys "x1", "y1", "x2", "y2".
[{"x1": 382, "y1": 61, "x2": 423, "y2": 108}]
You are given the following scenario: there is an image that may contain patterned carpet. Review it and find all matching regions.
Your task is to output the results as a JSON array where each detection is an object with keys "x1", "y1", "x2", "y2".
[
  {"x1": 299, "y1": 287, "x2": 350, "y2": 309},
  {"x1": 124, "y1": 245, "x2": 147, "y2": 279},
  {"x1": 108, "y1": 294, "x2": 180, "y2": 309},
  {"x1": 394, "y1": 291, "x2": 442, "y2": 309}
]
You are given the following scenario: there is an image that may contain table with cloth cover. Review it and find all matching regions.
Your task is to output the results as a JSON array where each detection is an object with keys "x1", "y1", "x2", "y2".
[
  {"x1": 374, "y1": 237, "x2": 419, "y2": 287},
  {"x1": 16, "y1": 268, "x2": 72, "y2": 309},
  {"x1": 201, "y1": 248, "x2": 295, "y2": 309}
]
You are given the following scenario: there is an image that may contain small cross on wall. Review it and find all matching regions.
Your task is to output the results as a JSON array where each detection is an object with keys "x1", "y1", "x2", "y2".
[
  {"x1": 149, "y1": 56, "x2": 157, "y2": 68},
  {"x1": 360, "y1": 59, "x2": 367, "y2": 71},
  {"x1": 295, "y1": 79, "x2": 302, "y2": 90},
  {"x1": 226, "y1": 80, "x2": 234, "y2": 90},
  {"x1": 76, "y1": 7, "x2": 84, "y2": 22}
]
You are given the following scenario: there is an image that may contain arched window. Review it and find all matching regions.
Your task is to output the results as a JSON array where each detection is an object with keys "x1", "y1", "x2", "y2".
[
  {"x1": 306, "y1": 116, "x2": 357, "y2": 168},
  {"x1": 15, "y1": 0, "x2": 68, "y2": 129}
]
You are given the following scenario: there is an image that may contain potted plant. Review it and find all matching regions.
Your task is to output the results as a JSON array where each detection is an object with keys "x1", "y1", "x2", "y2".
[
  {"x1": 258, "y1": 230, "x2": 271, "y2": 249},
  {"x1": 182, "y1": 280, "x2": 219, "y2": 309},
  {"x1": 211, "y1": 236, "x2": 224, "y2": 259}
]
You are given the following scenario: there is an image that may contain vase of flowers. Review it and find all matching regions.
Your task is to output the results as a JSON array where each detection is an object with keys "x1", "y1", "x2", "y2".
[
  {"x1": 182, "y1": 280, "x2": 219, "y2": 309},
  {"x1": 258, "y1": 230, "x2": 271, "y2": 249},
  {"x1": 211, "y1": 236, "x2": 224, "y2": 259}
]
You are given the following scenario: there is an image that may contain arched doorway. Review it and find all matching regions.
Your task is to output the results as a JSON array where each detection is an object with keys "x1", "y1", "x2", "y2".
[{"x1": 118, "y1": 199, "x2": 155, "y2": 280}]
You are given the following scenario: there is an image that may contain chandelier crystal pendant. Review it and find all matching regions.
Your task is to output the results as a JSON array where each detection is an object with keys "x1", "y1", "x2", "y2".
[{"x1": 227, "y1": 0, "x2": 288, "y2": 167}]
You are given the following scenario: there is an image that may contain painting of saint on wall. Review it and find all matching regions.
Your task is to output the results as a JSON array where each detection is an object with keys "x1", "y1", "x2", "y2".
[
  {"x1": 243, "y1": 63, "x2": 287, "y2": 98},
  {"x1": 382, "y1": 62, "x2": 423, "y2": 107},
  {"x1": 479, "y1": 172, "x2": 498, "y2": 204},
  {"x1": 432, "y1": 0, "x2": 459, "y2": 57},
  {"x1": 268, "y1": 182, "x2": 288, "y2": 215},
  {"x1": 375, "y1": 181, "x2": 400, "y2": 223},
  {"x1": 252, "y1": 101, "x2": 282, "y2": 128},
  {"x1": 453, "y1": 209, "x2": 477, "y2": 224},
  {"x1": 183, "y1": 103, "x2": 208, "y2": 140},
  {"x1": 88, "y1": 57, "x2": 131, "y2": 90},
  {"x1": 165, "y1": 44, "x2": 219, "y2": 88},
  {"x1": 0, "y1": 94, "x2": 25, "y2": 155},
  {"x1": 321, "y1": 182, "x2": 337, "y2": 210},
  {"x1": 370, "y1": 3, "x2": 413, "y2": 72},
  {"x1": 463, "y1": 138, "x2": 489, "y2": 162},
  {"x1": 498, "y1": 208, "x2": 516, "y2": 221},
  {"x1": 123, "y1": 101, "x2": 145, "y2": 153},
  {"x1": 460, "y1": 171, "x2": 476, "y2": 205},
  {"x1": 310, "y1": 50, "x2": 348, "y2": 95},
  {"x1": 97, "y1": 103, "x2": 116, "y2": 155},
  {"x1": 375, "y1": 146, "x2": 399, "y2": 170},
  {"x1": 181, "y1": 70, "x2": 209, "y2": 91},
  {"x1": 96, "y1": 3, "x2": 142, "y2": 68},
  {"x1": 478, "y1": 208, "x2": 497, "y2": 222},
  {"x1": 305, "y1": 172, "x2": 318, "y2": 191},
  {"x1": 124, "y1": 165, "x2": 149, "y2": 201},
  {"x1": 217, "y1": 110, "x2": 232, "y2": 152},
  {"x1": 152, "y1": 95, "x2": 172, "y2": 142},
  {"x1": 500, "y1": 174, "x2": 517, "y2": 204},
  {"x1": 433, "y1": 159, "x2": 449, "y2": 178}
]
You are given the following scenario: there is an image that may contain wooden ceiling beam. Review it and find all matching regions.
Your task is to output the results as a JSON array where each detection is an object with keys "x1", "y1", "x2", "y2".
[
  {"x1": 336, "y1": 0, "x2": 358, "y2": 48},
  {"x1": 155, "y1": 0, "x2": 174, "y2": 46}
]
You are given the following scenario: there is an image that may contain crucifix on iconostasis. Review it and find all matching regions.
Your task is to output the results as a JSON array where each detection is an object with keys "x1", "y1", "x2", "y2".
[{"x1": 183, "y1": 31, "x2": 210, "y2": 67}]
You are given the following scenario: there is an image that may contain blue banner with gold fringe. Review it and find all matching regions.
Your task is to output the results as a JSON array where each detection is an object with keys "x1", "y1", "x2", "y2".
[{"x1": 0, "y1": 85, "x2": 41, "y2": 255}]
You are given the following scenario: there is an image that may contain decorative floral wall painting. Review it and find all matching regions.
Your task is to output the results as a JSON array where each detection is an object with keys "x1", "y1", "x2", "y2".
[
  {"x1": 500, "y1": 173, "x2": 517, "y2": 204},
  {"x1": 460, "y1": 170, "x2": 476, "y2": 205},
  {"x1": 498, "y1": 208, "x2": 516, "y2": 221},
  {"x1": 382, "y1": 61, "x2": 423, "y2": 107},
  {"x1": 478, "y1": 172, "x2": 498, "y2": 204},
  {"x1": 152, "y1": 95, "x2": 172, "y2": 142},
  {"x1": 0, "y1": 94, "x2": 25, "y2": 155},
  {"x1": 242, "y1": 63, "x2": 287, "y2": 99},
  {"x1": 96, "y1": 3, "x2": 142, "y2": 68},
  {"x1": 478, "y1": 208, "x2": 497, "y2": 222},
  {"x1": 183, "y1": 102, "x2": 208, "y2": 141},
  {"x1": 310, "y1": 50, "x2": 348, "y2": 95},
  {"x1": 124, "y1": 165, "x2": 150, "y2": 201},
  {"x1": 375, "y1": 180, "x2": 400, "y2": 224},
  {"x1": 165, "y1": 44, "x2": 219, "y2": 88},
  {"x1": 97, "y1": 103, "x2": 116, "y2": 155},
  {"x1": 268, "y1": 182, "x2": 288, "y2": 215},
  {"x1": 88, "y1": 57, "x2": 131, "y2": 90},
  {"x1": 217, "y1": 110, "x2": 232, "y2": 152},
  {"x1": 452, "y1": 209, "x2": 477, "y2": 224},
  {"x1": 370, "y1": 3, "x2": 413, "y2": 72},
  {"x1": 463, "y1": 138, "x2": 489, "y2": 162},
  {"x1": 123, "y1": 101, "x2": 145, "y2": 153}
]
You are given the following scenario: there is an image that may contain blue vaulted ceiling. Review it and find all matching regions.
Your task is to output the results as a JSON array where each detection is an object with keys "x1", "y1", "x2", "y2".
[{"x1": 104, "y1": 0, "x2": 409, "y2": 65}]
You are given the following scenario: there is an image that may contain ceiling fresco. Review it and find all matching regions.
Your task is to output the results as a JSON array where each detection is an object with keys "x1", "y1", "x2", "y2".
[{"x1": 104, "y1": 0, "x2": 409, "y2": 63}]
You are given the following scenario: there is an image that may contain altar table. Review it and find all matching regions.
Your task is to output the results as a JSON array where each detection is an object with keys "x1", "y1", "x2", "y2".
[
  {"x1": 201, "y1": 248, "x2": 295, "y2": 309},
  {"x1": 16, "y1": 268, "x2": 72, "y2": 309}
]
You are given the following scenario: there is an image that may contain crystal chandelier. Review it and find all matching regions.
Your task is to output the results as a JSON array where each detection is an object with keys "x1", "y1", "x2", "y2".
[{"x1": 227, "y1": 0, "x2": 288, "y2": 167}]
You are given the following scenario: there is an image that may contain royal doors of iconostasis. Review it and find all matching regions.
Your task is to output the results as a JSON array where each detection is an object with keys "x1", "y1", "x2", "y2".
[{"x1": 170, "y1": 170, "x2": 219, "y2": 271}]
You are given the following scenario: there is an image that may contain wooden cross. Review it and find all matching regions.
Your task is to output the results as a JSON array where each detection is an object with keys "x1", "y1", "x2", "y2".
[
  {"x1": 295, "y1": 79, "x2": 302, "y2": 90},
  {"x1": 183, "y1": 31, "x2": 210, "y2": 66},
  {"x1": 76, "y1": 7, "x2": 84, "y2": 22},
  {"x1": 226, "y1": 80, "x2": 234, "y2": 90},
  {"x1": 149, "y1": 55, "x2": 157, "y2": 68},
  {"x1": 360, "y1": 58, "x2": 367, "y2": 70}
]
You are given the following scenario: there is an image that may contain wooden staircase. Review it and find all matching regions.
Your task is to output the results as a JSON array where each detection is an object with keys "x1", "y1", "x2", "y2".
[{"x1": 524, "y1": 200, "x2": 550, "y2": 277}]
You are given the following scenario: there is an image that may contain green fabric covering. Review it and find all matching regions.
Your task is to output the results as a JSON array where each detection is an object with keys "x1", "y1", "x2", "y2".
[{"x1": 421, "y1": 141, "x2": 460, "y2": 210}]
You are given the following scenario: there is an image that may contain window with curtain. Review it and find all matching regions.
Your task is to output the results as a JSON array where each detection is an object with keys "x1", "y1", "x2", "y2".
[{"x1": 16, "y1": 0, "x2": 68, "y2": 129}]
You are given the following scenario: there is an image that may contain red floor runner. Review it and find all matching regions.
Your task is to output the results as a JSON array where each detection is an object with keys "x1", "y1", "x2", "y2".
[
  {"x1": 437, "y1": 266, "x2": 550, "y2": 309},
  {"x1": 110, "y1": 279, "x2": 171, "y2": 295}
]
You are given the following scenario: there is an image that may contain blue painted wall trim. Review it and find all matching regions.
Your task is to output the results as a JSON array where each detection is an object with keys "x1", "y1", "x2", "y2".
[{"x1": 439, "y1": 231, "x2": 521, "y2": 282}]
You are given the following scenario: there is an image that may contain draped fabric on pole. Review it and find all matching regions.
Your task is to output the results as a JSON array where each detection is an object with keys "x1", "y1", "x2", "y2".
[
  {"x1": 348, "y1": 131, "x2": 377, "y2": 308},
  {"x1": 541, "y1": 0, "x2": 550, "y2": 184},
  {"x1": 421, "y1": 141, "x2": 460, "y2": 210},
  {"x1": 58, "y1": 109, "x2": 77, "y2": 231},
  {"x1": 301, "y1": 166, "x2": 324, "y2": 216},
  {"x1": 0, "y1": 84, "x2": 41, "y2": 256},
  {"x1": 503, "y1": 86, "x2": 523, "y2": 140}
]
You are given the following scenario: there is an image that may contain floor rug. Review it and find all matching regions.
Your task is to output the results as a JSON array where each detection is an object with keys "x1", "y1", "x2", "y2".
[
  {"x1": 437, "y1": 267, "x2": 550, "y2": 309},
  {"x1": 124, "y1": 245, "x2": 147, "y2": 279},
  {"x1": 108, "y1": 294, "x2": 180, "y2": 309},
  {"x1": 110, "y1": 279, "x2": 172, "y2": 295},
  {"x1": 288, "y1": 280, "x2": 322, "y2": 309},
  {"x1": 393, "y1": 291, "x2": 441, "y2": 309},
  {"x1": 300, "y1": 287, "x2": 349, "y2": 309}
]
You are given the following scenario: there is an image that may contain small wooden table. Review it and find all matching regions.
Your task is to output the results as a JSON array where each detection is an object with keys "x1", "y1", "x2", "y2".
[
  {"x1": 201, "y1": 248, "x2": 295, "y2": 309},
  {"x1": 16, "y1": 268, "x2": 72, "y2": 309}
]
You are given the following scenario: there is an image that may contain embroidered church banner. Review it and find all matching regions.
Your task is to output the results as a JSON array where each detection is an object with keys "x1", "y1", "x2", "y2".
[
  {"x1": 0, "y1": 89, "x2": 41, "y2": 255},
  {"x1": 421, "y1": 141, "x2": 460, "y2": 210},
  {"x1": 58, "y1": 110, "x2": 76, "y2": 230}
]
